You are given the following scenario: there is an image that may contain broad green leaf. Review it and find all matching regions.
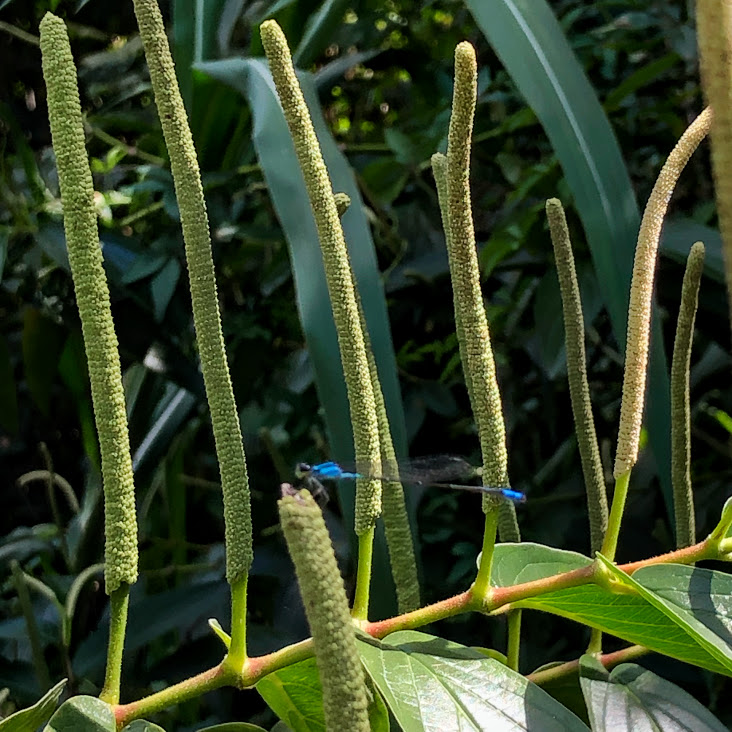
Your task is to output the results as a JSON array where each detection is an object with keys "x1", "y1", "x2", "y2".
[
  {"x1": 357, "y1": 631, "x2": 589, "y2": 731},
  {"x1": 519, "y1": 584, "x2": 730, "y2": 675},
  {"x1": 468, "y1": 0, "x2": 673, "y2": 516},
  {"x1": 43, "y1": 696, "x2": 115, "y2": 732},
  {"x1": 492, "y1": 545, "x2": 730, "y2": 675},
  {"x1": 121, "y1": 722, "x2": 167, "y2": 732},
  {"x1": 600, "y1": 560, "x2": 732, "y2": 674},
  {"x1": 257, "y1": 657, "x2": 388, "y2": 732},
  {"x1": 0, "y1": 679, "x2": 66, "y2": 732},
  {"x1": 256, "y1": 658, "x2": 329, "y2": 732},
  {"x1": 197, "y1": 56, "x2": 410, "y2": 617},
  {"x1": 490, "y1": 542, "x2": 593, "y2": 586},
  {"x1": 579, "y1": 656, "x2": 727, "y2": 731}
]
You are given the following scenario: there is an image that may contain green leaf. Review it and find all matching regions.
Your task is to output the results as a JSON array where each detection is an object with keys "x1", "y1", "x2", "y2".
[
  {"x1": 579, "y1": 656, "x2": 727, "y2": 731},
  {"x1": 490, "y1": 542, "x2": 593, "y2": 586},
  {"x1": 357, "y1": 631, "x2": 589, "y2": 731},
  {"x1": 0, "y1": 679, "x2": 66, "y2": 732},
  {"x1": 0, "y1": 334, "x2": 19, "y2": 434},
  {"x1": 599, "y1": 559, "x2": 732, "y2": 675},
  {"x1": 119, "y1": 253, "x2": 167, "y2": 285},
  {"x1": 468, "y1": 0, "x2": 673, "y2": 517},
  {"x1": 256, "y1": 658, "x2": 327, "y2": 732},
  {"x1": 257, "y1": 657, "x2": 388, "y2": 732},
  {"x1": 150, "y1": 258, "x2": 181, "y2": 322},
  {"x1": 121, "y1": 722, "x2": 167, "y2": 732},
  {"x1": 42, "y1": 696, "x2": 115, "y2": 732},
  {"x1": 491, "y1": 545, "x2": 731, "y2": 675}
]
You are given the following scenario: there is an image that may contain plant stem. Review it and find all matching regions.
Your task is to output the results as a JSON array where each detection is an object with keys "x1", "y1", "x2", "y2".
[
  {"x1": 112, "y1": 536, "x2": 719, "y2": 723},
  {"x1": 114, "y1": 663, "x2": 233, "y2": 727},
  {"x1": 506, "y1": 610, "x2": 522, "y2": 672},
  {"x1": 587, "y1": 627, "x2": 603, "y2": 655},
  {"x1": 601, "y1": 470, "x2": 631, "y2": 561},
  {"x1": 226, "y1": 575, "x2": 248, "y2": 672},
  {"x1": 528, "y1": 644, "x2": 649, "y2": 685},
  {"x1": 472, "y1": 511, "x2": 499, "y2": 599},
  {"x1": 352, "y1": 527, "x2": 375, "y2": 620},
  {"x1": 100, "y1": 584, "x2": 130, "y2": 705}
]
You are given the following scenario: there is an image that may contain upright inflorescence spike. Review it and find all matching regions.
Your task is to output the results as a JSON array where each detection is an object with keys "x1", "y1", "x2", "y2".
[
  {"x1": 697, "y1": 3, "x2": 732, "y2": 330},
  {"x1": 444, "y1": 42, "x2": 518, "y2": 541},
  {"x1": 132, "y1": 0, "x2": 252, "y2": 587},
  {"x1": 278, "y1": 489, "x2": 370, "y2": 732},
  {"x1": 614, "y1": 108, "x2": 712, "y2": 478},
  {"x1": 546, "y1": 199, "x2": 608, "y2": 554},
  {"x1": 40, "y1": 13, "x2": 138, "y2": 594},
  {"x1": 260, "y1": 20, "x2": 382, "y2": 535},
  {"x1": 671, "y1": 241, "x2": 705, "y2": 549}
]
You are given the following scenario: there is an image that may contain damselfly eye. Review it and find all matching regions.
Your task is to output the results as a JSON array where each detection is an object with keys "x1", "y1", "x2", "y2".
[{"x1": 295, "y1": 462, "x2": 311, "y2": 478}]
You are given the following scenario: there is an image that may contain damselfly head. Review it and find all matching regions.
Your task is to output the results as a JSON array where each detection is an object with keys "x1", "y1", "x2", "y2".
[{"x1": 294, "y1": 462, "x2": 312, "y2": 478}]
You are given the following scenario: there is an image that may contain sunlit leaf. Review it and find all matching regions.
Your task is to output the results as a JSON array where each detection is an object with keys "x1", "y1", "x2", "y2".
[
  {"x1": 0, "y1": 679, "x2": 66, "y2": 732},
  {"x1": 357, "y1": 631, "x2": 589, "y2": 731},
  {"x1": 579, "y1": 656, "x2": 727, "y2": 731}
]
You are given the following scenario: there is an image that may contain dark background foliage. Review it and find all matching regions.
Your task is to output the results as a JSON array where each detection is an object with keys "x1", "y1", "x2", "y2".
[{"x1": 1, "y1": 0, "x2": 731, "y2": 728}]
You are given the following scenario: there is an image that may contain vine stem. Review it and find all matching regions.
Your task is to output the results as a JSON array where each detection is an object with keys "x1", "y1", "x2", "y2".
[
  {"x1": 112, "y1": 537, "x2": 719, "y2": 725},
  {"x1": 527, "y1": 644, "x2": 649, "y2": 685}
]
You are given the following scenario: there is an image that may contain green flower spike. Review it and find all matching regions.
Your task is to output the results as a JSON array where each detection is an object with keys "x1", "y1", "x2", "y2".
[
  {"x1": 698, "y1": 3, "x2": 732, "y2": 322},
  {"x1": 40, "y1": 13, "x2": 138, "y2": 703},
  {"x1": 260, "y1": 20, "x2": 382, "y2": 538},
  {"x1": 606, "y1": 107, "x2": 711, "y2": 562},
  {"x1": 546, "y1": 199, "x2": 607, "y2": 555},
  {"x1": 334, "y1": 189, "x2": 420, "y2": 612},
  {"x1": 614, "y1": 108, "x2": 712, "y2": 479},
  {"x1": 132, "y1": 0, "x2": 252, "y2": 665},
  {"x1": 443, "y1": 42, "x2": 518, "y2": 543},
  {"x1": 279, "y1": 489, "x2": 370, "y2": 732},
  {"x1": 671, "y1": 241, "x2": 705, "y2": 549}
]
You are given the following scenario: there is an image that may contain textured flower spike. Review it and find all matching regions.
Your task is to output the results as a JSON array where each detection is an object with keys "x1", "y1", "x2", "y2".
[
  {"x1": 697, "y1": 3, "x2": 732, "y2": 323},
  {"x1": 40, "y1": 13, "x2": 138, "y2": 703},
  {"x1": 132, "y1": 0, "x2": 252, "y2": 668},
  {"x1": 545, "y1": 199, "x2": 608, "y2": 555},
  {"x1": 40, "y1": 12, "x2": 138, "y2": 597},
  {"x1": 443, "y1": 42, "x2": 518, "y2": 542},
  {"x1": 278, "y1": 488, "x2": 370, "y2": 732},
  {"x1": 614, "y1": 108, "x2": 712, "y2": 479},
  {"x1": 671, "y1": 241, "x2": 705, "y2": 549},
  {"x1": 605, "y1": 107, "x2": 711, "y2": 562},
  {"x1": 260, "y1": 20, "x2": 382, "y2": 540},
  {"x1": 332, "y1": 187, "x2": 420, "y2": 611}
]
